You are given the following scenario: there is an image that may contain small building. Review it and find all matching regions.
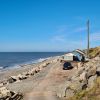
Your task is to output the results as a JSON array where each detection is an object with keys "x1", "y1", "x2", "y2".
[
  {"x1": 62, "y1": 49, "x2": 86, "y2": 62},
  {"x1": 63, "y1": 53, "x2": 74, "y2": 61},
  {"x1": 72, "y1": 49, "x2": 86, "y2": 62}
]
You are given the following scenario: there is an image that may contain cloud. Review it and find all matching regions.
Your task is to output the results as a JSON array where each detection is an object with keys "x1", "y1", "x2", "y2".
[
  {"x1": 74, "y1": 27, "x2": 87, "y2": 33},
  {"x1": 90, "y1": 32, "x2": 100, "y2": 41},
  {"x1": 56, "y1": 25, "x2": 68, "y2": 33},
  {"x1": 51, "y1": 35, "x2": 65, "y2": 42}
]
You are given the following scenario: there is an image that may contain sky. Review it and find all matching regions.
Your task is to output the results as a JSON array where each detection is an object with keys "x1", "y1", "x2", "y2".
[{"x1": 0, "y1": 0, "x2": 100, "y2": 52}]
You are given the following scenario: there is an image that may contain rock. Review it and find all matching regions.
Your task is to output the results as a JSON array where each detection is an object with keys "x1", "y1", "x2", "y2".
[
  {"x1": 69, "y1": 81, "x2": 82, "y2": 92},
  {"x1": 39, "y1": 65, "x2": 44, "y2": 70},
  {"x1": 46, "y1": 62, "x2": 50, "y2": 65},
  {"x1": 96, "y1": 67, "x2": 100, "y2": 76},
  {"x1": 69, "y1": 79, "x2": 87, "y2": 92},
  {"x1": 0, "y1": 87, "x2": 23, "y2": 100},
  {"x1": 0, "y1": 87, "x2": 11, "y2": 98},
  {"x1": 77, "y1": 62, "x2": 83, "y2": 68},
  {"x1": 71, "y1": 76, "x2": 80, "y2": 81},
  {"x1": 65, "y1": 89, "x2": 75, "y2": 98},
  {"x1": 53, "y1": 59, "x2": 58, "y2": 63},
  {"x1": 8, "y1": 76, "x2": 18, "y2": 83},
  {"x1": 87, "y1": 66, "x2": 97, "y2": 78},
  {"x1": 35, "y1": 67, "x2": 40, "y2": 73},
  {"x1": 57, "y1": 81, "x2": 71, "y2": 97},
  {"x1": 22, "y1": 72, "x2": 29, "y2": 76},
  {"x1": 0, "y1": 83, "x2": 3, "y2": 87},
  {"x1": 94, "y1": 57, "x2": 100, "y2": 61},
  {"x1": 79, "y1": 71, "x2": 87, "y2": 82},
  {"x1": 87, "y1": 75, "x2": 97, "y2": 90},
  {"x1": 17, "y1": 74, "x2": 27, "y2": 80},
  {"x1": 72, "y1": 67, "x2": 85, "y2": 79},
  {"x1": 28, "y1": 68, "x2": 36, "y2": 75},
  {"x1": 10, "y1": 92, "x2": 23, "y2": 100},
  {"x1": 42, "y1": 63, "x2": 47, "y2": 68}
]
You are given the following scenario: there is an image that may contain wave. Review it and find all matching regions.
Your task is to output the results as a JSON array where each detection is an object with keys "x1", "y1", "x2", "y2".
[{"x1": 0, "y1": 57, "x2": 51, "y2": 71}]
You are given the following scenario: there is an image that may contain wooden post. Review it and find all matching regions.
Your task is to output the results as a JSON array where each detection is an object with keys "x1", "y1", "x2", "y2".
[{"x1": 87, "y1": 20, "x2": 90, "y2": 58}]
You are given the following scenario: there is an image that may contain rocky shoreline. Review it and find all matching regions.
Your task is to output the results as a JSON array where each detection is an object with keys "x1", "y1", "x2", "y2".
[
  {"x1": 0, "y1": 52, "x2": 100, "y2": 100},
  {"x1": 0, "y1": 56, "x2": 60, "y2": 99}
]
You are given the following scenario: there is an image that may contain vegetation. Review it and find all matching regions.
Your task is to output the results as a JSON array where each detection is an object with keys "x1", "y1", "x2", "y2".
[
  {"x1": 68, "y1": 77, "x2": 100, "y2": 100},
  {"x1": 89, "y1": 46, "x2": 100, "y2": 58}
]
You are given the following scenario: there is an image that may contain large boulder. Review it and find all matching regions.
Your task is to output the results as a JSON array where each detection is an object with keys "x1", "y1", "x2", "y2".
[
  {"x1": 87, "y1": 75, "x2": 97, "y2": 90},
  {"x1": 94, "y1": 56, "x2": 100, "y2": 61},
  {"x1": 17, "y1": 74, "x2": 27, "y2": 80},
  {"x1": 77, "y1": 67, "x2": 85, "y2": 76},
  {"x1": 69, "y1": 79, "x2": 87, "y2": 92},
  {"x1": 8, "y1": 76, "x2": 19, "y2": 83},
  {"x1": 69, "y1": 81, "x2": 82, "y2": 92},
  {"x1": 28, "y1": 68, "x2": 36, "y2": 75},
  {"x1": 0, "y1": 83, "x2": 3, "y2": 88},
  {"x1": 0, "y1": 87, "x2": 23, "y2": 100},
  {"x1": 79, "y1": 71, "x2": 87, "y2": 82},
  {"x1": 0, "y1": 87, "x2": 11, "y2": 99},
  {"x1": 57, "y1": 81, "x2": 72, "y2": 98},
  {"x1": 65, "y1": 89, "x2": 75, "y2": 98},
  {"x1": 35, "y1": 67, "x2": 40, "y2": 73},
  {"x1": 87, "y1": 66, "x2": 97, "y2": 78},
  {"x1": 96, "y1": 67, "x2": 100, "y2": 76},
  {"x1": 22, "y1": 71, "x2": 29, "y2": 76}
]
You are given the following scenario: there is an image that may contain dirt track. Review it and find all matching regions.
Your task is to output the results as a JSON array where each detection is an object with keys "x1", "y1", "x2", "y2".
[{"x1": 23, "y1": 62, "x2": 76, "y2": 100}]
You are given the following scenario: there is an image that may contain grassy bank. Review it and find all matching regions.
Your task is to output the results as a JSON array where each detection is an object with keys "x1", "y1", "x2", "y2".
[
  {"x1": 68, "y1": 77, "x2": 100, "y2": 100},
  {"x1": 68, "y1": 46, "x2": 100, "y2": 100},
  {"x1": 89, "y1": 46, "x2": 100, "y2": 58}
]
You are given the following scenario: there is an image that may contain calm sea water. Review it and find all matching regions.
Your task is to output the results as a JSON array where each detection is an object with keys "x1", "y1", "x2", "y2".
[{"x1": 0, "y1": 52, "x2": 65, "y2": 70}]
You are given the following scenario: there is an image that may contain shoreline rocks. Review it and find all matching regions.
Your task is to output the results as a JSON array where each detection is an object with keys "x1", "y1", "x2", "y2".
[{"x1": 0, "y1": 87, "x2": 23, "y2": 100}]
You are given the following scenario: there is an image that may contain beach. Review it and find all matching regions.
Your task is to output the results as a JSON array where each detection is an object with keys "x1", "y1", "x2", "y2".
[
  {"x1": 0, "y1": 48, "x2": 100, "y2": 100},
  {"x1": 0, "y1": 56, "x2": 71, "y2": 99}
]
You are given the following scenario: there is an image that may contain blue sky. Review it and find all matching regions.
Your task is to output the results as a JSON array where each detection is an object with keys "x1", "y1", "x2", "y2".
[{"x1": 0, "y1": 0, "x2": 100, "y2": 52}]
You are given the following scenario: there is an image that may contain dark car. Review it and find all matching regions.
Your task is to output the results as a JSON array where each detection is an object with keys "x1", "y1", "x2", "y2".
[{"x1": 63, "y1": 62, "x2": 73, "y2": 70}]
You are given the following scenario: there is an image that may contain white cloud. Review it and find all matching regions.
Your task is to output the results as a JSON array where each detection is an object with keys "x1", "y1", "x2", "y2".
[
  {"x1": 90, "y1": 32, "x2": 100, "y2": 41},
  {"x1": 55, "y1": 25, "x2": 68, "y2": 34},
  {"x1": 74, "y1": 27, "x2": 86, "y2": 33},
  {"x1": 51, "y1": 35, "x2": 65, "y2": 42}
]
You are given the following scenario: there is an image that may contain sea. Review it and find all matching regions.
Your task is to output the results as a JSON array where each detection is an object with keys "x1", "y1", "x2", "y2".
[{"x1": 0, "y1": 52, "x2": 65, "y2": 70}]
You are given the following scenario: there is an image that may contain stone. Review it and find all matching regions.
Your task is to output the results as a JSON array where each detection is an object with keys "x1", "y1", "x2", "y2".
[
  {"x1": 87, "y1": 75, "x2": 97, "y2": 90},
  {"x1": 65, "y1": 89, "x2": 75, "y2": 98},
  {"x1": 22, "y1": 72, "x2": 29, "y2": 76},
  {"x1": 57, "y1": 81, "x2": 71, "y2": 98},
  {"x1": 96, "y1": 67, "x2": 100, "y2": 76},
  {"x1": 0, "y1": 83, "x2": 3, "y2": 87},
  {"x1": 35, "y1": 67, "x2": 40, "y2": 73},
  {"x1": 72, "y1": 67, "x2": 85, "y2": 80},
  {"x1": 77, "y1": 62, "x2": 83, "y2": 68},
  {"x1": 8, "y1": 76, "x2": 18, "y2": 83},
  {"x1": 79, "y1": 71, "x2": 87, "y2": 81},
  {"x1": 53, "y1": 59, "x2": 58, "y2": 63},
  {"x1": 94, "y1": 57, "x2": 100, "y2": 61},
  {"x1": 0, "y1": 87, "x2": 11, "y2": 98},
  {"x1": 69, "y1": 81, "x2": 82, "y2": 92},
  {"x1": 39, "y1": 65, "x2": 44, "y2": 70},
  {"x1": 28, "y1": 68, "x2": 36, "y2": 75},
  {"x1": 46, "y1": 62, "x2": 50, "y2": 65},
  {"x1": 17, "y1": 74, "x2": 27, "y2": 80},
  {"x1": 87, "y1": 66, "x2": 97, "y2": 78},
  {"x1": 42, "y1": 63, "x2": 47, "y2": 68}
]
